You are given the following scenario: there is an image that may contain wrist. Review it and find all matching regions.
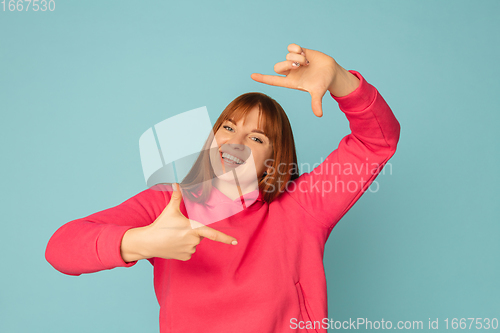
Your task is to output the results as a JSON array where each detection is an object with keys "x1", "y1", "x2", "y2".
[
  {"x1": 328, "y1": 66, "x2": 361, "y2": 97},
  {"x1": 120, "y1": 226, "x2": 150, "y2": 262}
]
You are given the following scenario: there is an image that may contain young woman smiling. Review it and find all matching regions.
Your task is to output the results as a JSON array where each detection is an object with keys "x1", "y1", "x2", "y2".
[{"x1": 46, "y1": 43, "x2": 400, "y2": 333}]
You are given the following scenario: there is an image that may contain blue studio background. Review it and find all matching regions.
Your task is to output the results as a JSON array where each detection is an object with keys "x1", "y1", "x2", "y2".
[{"x1": 1, "y1": 1, "x2": 499, "y2": 332}]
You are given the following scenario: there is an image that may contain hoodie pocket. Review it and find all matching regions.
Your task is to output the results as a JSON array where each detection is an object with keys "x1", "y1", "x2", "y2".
[{"x1": 295, "y1": 281, "x2": 319, "y2": 333}]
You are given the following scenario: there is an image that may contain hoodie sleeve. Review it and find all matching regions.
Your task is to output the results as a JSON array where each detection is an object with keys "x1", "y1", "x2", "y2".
[
  {"x1": 285, "y1": 70, "x2": 401, "y2": 231},
  {"x1": 45, "y1": 188, "x2": 169, "y2": 276}
]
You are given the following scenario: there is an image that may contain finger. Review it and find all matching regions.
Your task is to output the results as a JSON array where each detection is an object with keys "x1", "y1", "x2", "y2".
[
  {"x1": 285, "y1": 53, "x2": 308, "y2": 67},
  {"x1": 273, "y1": 61, "x2": 291, "y2": 75},
  {"x1": 251, "y1": 73, "x2": 292, "y2": 89},
  {"x1": 310, "y1": 91, "x2": 324, "y2": 117},
  {"x1": 301, "y1": 50, "x2": 310, "y2": 65},
  {"x1": 287, "y1": 43, "x2": 310, "y2": 65},
  {"x1": 189, "y1": 219, "x2": 206, "y2": 230},
  {"x1": 287, "y1": 43, "x2": 303, "y2": 54},
  {"x1": 189, "y1": 220, "x2": 212, "y2": 244},
  {"x1": 194, "y1": 224, "x2": 238, "y2": 245}
]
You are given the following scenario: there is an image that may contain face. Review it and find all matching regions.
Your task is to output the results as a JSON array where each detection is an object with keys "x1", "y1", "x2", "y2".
[{"x1": 209, "y1": 106, "x2": 273, "y2": 185}]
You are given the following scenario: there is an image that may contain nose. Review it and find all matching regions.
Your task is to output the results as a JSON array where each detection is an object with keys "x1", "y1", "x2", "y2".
[
  {"x1": 224, "y1": 134, "x2": 246, "y2": 150},
  {"x1": 224, "y1": 143, "x2": 245, "y2": 152},
  {"x1": 222, "y1": 136, "x2": 249, "y2": 161}
]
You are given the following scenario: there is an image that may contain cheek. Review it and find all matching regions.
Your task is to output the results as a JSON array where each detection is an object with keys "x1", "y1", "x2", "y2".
[
  {"x1": 211, "y1": 133, "x2": 223, "y2": 149},
  {"x1": 213, "y1": 132, "x2": 228, "y2": 146},
  {"x1": 255, "y1": 147, "x2": 272, "y2": 165},
  {"x1": 267, "y1": 148, "x2": 273, "y2": 160},
  {"x1": 263, "y1": 146, "x2": 273, "y2": 163}
]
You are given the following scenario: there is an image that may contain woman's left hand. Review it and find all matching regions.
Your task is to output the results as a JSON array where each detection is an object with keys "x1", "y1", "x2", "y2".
[{"x1": 251, "y1": 43, "x2": 358, "y2": 117}]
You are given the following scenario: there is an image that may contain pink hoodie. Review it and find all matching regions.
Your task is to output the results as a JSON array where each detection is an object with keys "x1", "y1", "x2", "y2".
[{"x1": 45, "y1": 71, "x2": 400, "y2": 333}]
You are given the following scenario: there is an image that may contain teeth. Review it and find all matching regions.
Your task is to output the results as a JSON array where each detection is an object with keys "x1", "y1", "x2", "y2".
[{"x1": 222, "y1": 152, "x2": 244, "y2": 164}]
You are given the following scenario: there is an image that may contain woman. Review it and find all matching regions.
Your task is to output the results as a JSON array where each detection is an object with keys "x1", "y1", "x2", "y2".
[{"x1": 46, "y1": 44, "x2": 400, "y2": 332}]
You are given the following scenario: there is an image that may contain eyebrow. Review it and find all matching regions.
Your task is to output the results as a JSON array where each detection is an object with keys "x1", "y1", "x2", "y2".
[{"x1": 227, "y1": 118, "x2": 268, "y2": 137}]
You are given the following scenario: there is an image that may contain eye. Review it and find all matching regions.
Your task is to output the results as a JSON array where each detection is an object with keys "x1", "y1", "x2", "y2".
[
  {"x1": 223, "y1": 125, "x2": 234, "y2": 132},
  {"x1": 251, "y1": 137, "x2": 264, "y2": 144}
]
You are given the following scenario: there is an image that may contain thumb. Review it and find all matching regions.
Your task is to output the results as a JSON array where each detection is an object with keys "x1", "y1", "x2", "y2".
[
  {"x1": 191, "y1": 220, "x2": 238, "y2": 246},
  {"x1": 166, "y1": 182, "x2": 183, "y2": 212},
  {"x1": 310, "y1": 91, "x2": 324, "y2": 117}
]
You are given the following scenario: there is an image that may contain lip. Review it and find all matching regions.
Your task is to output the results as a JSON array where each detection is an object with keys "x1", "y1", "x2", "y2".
[
  {"x1": 219, "y1": 148, "x2": 244, "y2": 162},
  {"x1": 219, "y1": 150, "x2": 246, "y2": 166}
]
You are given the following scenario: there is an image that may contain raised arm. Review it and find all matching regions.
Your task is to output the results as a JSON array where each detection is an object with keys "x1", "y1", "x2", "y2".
[
  {"x1": 251, "y1": 43, "x2": 400, "y2": 230},
  {"x1": 289, "y1": 69, "x2": 400, "y2": 230}
]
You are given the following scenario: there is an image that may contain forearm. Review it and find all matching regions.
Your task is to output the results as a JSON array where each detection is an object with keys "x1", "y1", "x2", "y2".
[
  {"x1": 45, "y1": 221, "x2": 138, "y2": 275},
  {"x1": 45, "y1": 189, "x2": 165, "y2": 275},
  {"x1": 328, "y1": 64, "x2": 361, "y2": 98},
  {"x1": 333, "y1": 70, "x2": 400, "y2": 151},
  {"x1": 288, "y1": 70, "x2": 400, "y2": 228},
  {"x1": 120, "y1": 226, "x2": 150, "y2": 263}
]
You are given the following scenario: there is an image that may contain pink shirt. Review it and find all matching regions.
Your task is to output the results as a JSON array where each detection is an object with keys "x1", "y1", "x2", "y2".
[{"x1": 45, "y1": 70, "x2": 400, "y2": 333}]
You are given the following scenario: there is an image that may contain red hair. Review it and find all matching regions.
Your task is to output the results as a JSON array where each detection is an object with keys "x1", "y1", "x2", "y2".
[{"x1": 171, "y1": 92, "x2": 299, "y2": 204}]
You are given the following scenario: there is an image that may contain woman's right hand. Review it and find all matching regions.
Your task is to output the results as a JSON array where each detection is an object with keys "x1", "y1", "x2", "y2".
[{"x1": 120, "y1": 183, "x2": 238, "y2": 262}]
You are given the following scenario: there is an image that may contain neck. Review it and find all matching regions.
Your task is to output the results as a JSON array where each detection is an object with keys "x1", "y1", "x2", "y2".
[{"x1": 212, "y1": 176, "x2": 259, "y2": 201}]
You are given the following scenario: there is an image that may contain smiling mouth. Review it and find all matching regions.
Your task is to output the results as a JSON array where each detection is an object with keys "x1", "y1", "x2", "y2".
[{"x1": 220, "y1": 152, "x2": 245, "y2": 166}]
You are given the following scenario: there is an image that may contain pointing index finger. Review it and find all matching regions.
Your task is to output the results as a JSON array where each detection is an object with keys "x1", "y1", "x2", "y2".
[
  {"x1": 191, "y1": 220, "x2": 238, "y2": 245},
  {"x1": 250, "y1": 72, "x2": 290, "y2": 89}
]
